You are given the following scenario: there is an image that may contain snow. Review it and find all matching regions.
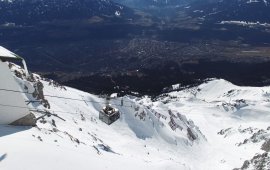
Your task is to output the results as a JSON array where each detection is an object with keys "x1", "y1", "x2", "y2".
[
  {"x1": 155, "y1": 79, "x2": 270, "y2": 169},
  {"x1": 263, "y1": 0, "x2": 268, "y2": 5},
  {"x1": 0, "y1": 46, "x2": 19, "y2": 59},
  {"x1": 246, "y1": 0, "x2": 268, "y2": 5},
  {"x1": 172, "y1": 84, "x2": 181, "y2": 90},
  {"x1": 115, "y1": 10, "x2": 121, "y2": 16},
  {"x1": 247, "y1": 0, "x2": 260, "y2": 4},
  {"x1": 219, "y1": 21, "x2": 270, "y2": 28},
  {"x1": 0, "y1": 63, "x2": 270, "y2": 170}
]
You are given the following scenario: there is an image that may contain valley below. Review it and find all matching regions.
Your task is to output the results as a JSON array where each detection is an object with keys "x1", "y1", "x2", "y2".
[
  {"x1": 3, "y1": 36, "x2": 270, "y2": 95},
  {"x1": 1, "y1": 0, "x2": 270, "y2": 96},
  {"x1": 1, "y1": 0, "x2": 270, "y2": 169}
]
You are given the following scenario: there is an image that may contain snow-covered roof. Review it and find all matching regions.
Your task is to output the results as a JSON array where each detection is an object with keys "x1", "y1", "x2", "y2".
[{"x1": 0, "y1": 46, "x2": 21, "y2": 60}]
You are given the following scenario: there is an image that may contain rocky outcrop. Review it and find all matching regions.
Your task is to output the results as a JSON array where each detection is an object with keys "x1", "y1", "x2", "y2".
[
  {"x1": 10, "y1": 112, "x2": 36, "y2": 126},
  {"x1": 261, "y1": 140, "x2": 270, "y2": 152},
  {"x1": 234, "y1": 152, "x2": 270, "y2": 170},
  {"x1": 33, "y1": 81, "x2": 50, "y2": 109}
]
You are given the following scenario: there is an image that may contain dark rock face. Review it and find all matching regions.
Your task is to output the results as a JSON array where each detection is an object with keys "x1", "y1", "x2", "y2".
[{"x1": 261, "y1": 139, "x2": 270, "y2": 152}]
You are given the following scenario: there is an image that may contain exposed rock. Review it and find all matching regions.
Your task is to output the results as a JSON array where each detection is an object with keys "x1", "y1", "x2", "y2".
[
  {"x1": 51, "y1": 119, "x2": 56, "y2": 127},
  {"x1": 14, "y1": 70, "x2": 23, "y2": 79},
  {"x1": 47, "y1": 79, "x2": 67, "y2": 90},
  {"x1": 33, "y1": 81, "x2": 50, "y2": 109},
  {"x1": 37, "y1": 136, "x2": 43, "y2": 142},
  {"x1": 261, "y1": 139, "x2": 270, "y2": 152},
  {"x1": 10, "y1": 112, "x2": 36, "y2": 126},
  {"x1": 218, "y1": 127, "x2": 232, "y2": 136},
  {"x1": 235, "y1": 152, "x2": 270, "y2": 170},
  {"x1": 187, "y1": 127, "x2": 197, "y2": 141},
  {"x1": 80, "y1": 114, "x2": 86, "y2": 121},
  {"x1": 238, "y1": 129, "x2": 268, "y2": 146}
]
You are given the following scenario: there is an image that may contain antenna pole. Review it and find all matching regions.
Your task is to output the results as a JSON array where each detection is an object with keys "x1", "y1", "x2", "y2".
[{"x1": 105, "y1": 95, "x2": 110, "y2": 108}]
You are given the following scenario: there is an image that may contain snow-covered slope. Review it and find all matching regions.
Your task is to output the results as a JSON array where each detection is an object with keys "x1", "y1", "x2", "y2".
[
  {"x1": 155, "y1": 79, "x2": 270, "y2": 169},
  {"x1": 1, "y1": 63, "x2": 270, "y2": 170},
  {"x1": 0, "y1": 62, "x2": 205, "y2": 170}
]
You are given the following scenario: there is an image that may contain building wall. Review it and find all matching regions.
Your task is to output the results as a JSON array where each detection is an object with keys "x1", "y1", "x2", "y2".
[{"x1": 0, "y1": 60, "x2": 30, "y2": 124}]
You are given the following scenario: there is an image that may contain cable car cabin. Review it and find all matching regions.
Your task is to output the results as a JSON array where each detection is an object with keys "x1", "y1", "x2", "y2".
[{"x1": 99, "y1": 105, "x2": 120, "y2": 125}]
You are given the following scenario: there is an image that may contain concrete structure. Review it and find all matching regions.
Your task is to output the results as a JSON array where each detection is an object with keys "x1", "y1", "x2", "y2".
[{"x1": 0, "y1": 46, "x2": 35, "y2": 126}]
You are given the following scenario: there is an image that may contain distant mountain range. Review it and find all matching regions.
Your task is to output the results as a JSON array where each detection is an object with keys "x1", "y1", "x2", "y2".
[
  {"x1": 114, "y1": 0, "x2": 270, "y2": 23},
  {"x1": 186, "y1": 0, "x2": 270, "y2": 23},
  {"x1": 0, "y1": 0, "x2": 134, "y2": 25},
  {"x1": 112, "y1": 0, "x2": 190, "y2": 8},
  {"x1": 1, "y1": 0, "x2": 270, "y2": 26}
]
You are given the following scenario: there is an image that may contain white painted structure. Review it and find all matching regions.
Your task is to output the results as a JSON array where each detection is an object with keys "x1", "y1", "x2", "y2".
[
  {"x1": 0, "y1": 46, "x2": 29, "y2": 77},
  {"x1": 0, "y1": 46, "x2": 30, "y2": 124},
  {"x1": 0, "y1": 46, "x2": 18, "y2": 59}
]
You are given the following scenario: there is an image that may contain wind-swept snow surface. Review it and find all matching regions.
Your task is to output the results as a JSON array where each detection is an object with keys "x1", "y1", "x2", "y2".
[{"x1": 0, "y1": 63, "x2": 270, "y2": 170}]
